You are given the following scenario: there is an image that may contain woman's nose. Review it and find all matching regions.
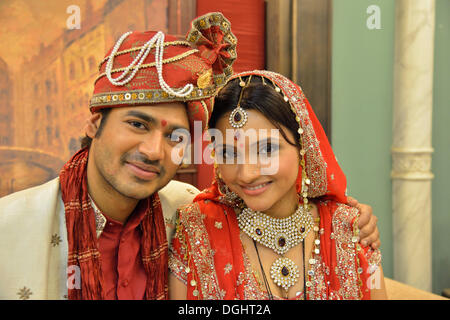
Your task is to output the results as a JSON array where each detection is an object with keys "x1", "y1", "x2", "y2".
[{"x1": 238, "y1": 162, "x2": 261, "y2": 184}]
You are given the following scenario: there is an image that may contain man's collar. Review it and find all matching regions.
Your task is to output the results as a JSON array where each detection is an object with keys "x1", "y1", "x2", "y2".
[{"x1": 89, "y1": 195, "x2": 107, "y2": 238}]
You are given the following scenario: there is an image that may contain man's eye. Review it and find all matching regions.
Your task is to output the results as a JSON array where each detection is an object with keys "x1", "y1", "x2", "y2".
[
  {"x1": 128, "y1": 121, "x2": 146, "y2": 130},
  {"x1": 170, "y1": 133, "x2": 185, "y2": 143}
]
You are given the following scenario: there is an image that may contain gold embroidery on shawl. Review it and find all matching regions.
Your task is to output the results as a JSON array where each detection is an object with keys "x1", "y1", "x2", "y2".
[
  {"x1": 168, "y1": 253, "x2": 188, "y2": 285},
  {"x1": 178, "y1": 203, "x2": 223, "y2": 299},
  {"x1": 51, "y1": 234, "x2": 62, "y2": 247},
  {"x1": 17, "y1": 287, "x2": 32, "y2": 300},
  {"x1": 224, "y1": 263, "x2": 233, "y2": 275},
  {"x1": 332, "y1": 204, "x2": 363, "y2": 299}
]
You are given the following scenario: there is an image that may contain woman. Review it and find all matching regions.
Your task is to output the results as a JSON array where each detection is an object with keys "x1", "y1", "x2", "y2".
[{"x1": 169, "y1": 70, "x2": 387, "y2": 300}]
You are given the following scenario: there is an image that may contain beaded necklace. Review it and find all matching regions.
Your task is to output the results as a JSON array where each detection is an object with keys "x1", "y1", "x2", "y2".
[{"x1": 238, "y1": 204, "x2": 314, "y2": 298}]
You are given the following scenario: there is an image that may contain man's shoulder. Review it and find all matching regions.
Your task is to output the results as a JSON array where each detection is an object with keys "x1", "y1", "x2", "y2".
[
  {"x1": 0, "y1": 177, "x2": 60, "y2": 203},
  {"x1": 158, "y1": 180, "x2": 199, "y2": 206},
  {"x1": 0, "y1": 177, "x2": 61, "y2": 218},
  {"x1": 0, "y1": 177, "x2": 66, "y2": 300},
  {"x1": 158, "y1": 180, "x2": 200, "y2": 240}
]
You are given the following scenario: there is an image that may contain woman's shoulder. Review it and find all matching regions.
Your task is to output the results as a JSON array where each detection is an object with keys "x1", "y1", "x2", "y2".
[
  {"x1": 316, "y1": 200, "x2": 359, "y2": 223},
  {"x1": 176, "y1": 199, "x2": 228, "y2": 228},
  {"x1": 315, "y1": 200, "x2": 360, "y2": 243}
]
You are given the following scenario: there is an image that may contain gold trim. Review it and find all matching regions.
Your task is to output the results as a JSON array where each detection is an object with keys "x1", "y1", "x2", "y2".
[
  {"x1": 95, "y1": 49, "x2": 199, "y2": 84},
  {"x1": 89, "y1": 86, "x2": 215, "y2": 108},
  {"x1": 197, "y1": 70, "x2": 212, "y2": 89},
  {"x1": 186, "y1": 12, "x2": 237, "y2": 86}
]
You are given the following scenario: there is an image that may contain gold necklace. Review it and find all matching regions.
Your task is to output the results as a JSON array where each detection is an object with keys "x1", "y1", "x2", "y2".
[
  {"x1": 238, "y1": 204, "x2": 314, "y2": 295},
  {"x1": 238, "y1": 204, "x2": 313, "y2": 255}
]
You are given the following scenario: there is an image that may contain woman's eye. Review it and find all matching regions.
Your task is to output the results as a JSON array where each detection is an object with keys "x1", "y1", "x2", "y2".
[
  {"x1": 259, "y1": 143, "x2": 279, "y2": 154},
  {"x1": 220, "y1": 148, "x2": 236, "y2": 160}
]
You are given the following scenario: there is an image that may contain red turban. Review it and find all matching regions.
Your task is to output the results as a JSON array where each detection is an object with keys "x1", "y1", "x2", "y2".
[{"x1": 89, "y1": 12, "x2": 237, "y2": 133}]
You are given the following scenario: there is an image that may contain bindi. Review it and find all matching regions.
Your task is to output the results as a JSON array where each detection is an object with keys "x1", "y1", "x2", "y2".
[{"x1": 161, "y1": 119, "x2": 168, "y2": 127}]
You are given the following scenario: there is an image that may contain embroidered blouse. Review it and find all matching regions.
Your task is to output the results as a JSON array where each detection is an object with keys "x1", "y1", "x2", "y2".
[{"x1": 169, "y1": 199, "x2": 382, "y2": 300}]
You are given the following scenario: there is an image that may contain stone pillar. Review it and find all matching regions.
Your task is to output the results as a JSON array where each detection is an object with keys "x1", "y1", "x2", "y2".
[{"x1": 392, "y1": 0, "x2": 435, "y2": 291}]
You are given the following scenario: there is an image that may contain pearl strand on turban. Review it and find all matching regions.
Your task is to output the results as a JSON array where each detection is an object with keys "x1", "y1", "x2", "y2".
[{"x1": 105, "y1": 31, "x2": 194, "y2": 98}]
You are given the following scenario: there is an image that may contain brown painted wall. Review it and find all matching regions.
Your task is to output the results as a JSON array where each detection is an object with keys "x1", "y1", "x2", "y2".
[{"x1": 0, "y1": 0, "x2": 170, "y2": 197}]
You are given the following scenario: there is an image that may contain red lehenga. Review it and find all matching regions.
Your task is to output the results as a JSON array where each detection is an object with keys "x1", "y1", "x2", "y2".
[{"x1": 169, "y1": 70, "x2": 382, "y2": 300}]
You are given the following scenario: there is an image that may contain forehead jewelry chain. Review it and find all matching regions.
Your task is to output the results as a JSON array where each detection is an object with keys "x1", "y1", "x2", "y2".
[{"x1": 229, "y1": 76, "x2": 251, "y2": 128}]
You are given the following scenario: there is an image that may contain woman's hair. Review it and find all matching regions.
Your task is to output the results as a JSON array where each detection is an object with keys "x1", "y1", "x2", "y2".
[{"x1": 209, "y1": 76, "x2": 301, "y2": 148}]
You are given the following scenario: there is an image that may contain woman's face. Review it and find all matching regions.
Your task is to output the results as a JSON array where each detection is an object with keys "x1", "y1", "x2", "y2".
[{"x1": 214, "y1": 109, "x2": 300, "y2": 215}]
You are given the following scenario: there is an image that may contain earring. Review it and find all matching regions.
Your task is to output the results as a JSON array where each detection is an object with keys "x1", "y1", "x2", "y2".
[{"x1": 216, "y1": 170, "x2": 241, "y2": 205}]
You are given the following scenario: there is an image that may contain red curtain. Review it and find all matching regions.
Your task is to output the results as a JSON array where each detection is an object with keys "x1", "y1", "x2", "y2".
[{"x1": 195, "y1": 0, "x2": 266, "y2": 190}]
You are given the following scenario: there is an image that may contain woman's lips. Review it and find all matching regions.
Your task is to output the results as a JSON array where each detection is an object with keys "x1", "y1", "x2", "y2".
[
  {"x1": 125, "y1": 162, "x2": 159, "y2": 181},
  {"x1": 240, "y1": 181, "x2": 272, "y2": 196}
]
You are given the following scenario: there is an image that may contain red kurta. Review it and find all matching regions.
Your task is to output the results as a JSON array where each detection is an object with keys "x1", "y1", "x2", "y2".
[{"x1": 97, "y1": 201, "x2": 148, "y2": 300}]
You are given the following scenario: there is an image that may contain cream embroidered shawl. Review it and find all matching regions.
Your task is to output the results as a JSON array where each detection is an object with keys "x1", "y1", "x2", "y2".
[{"x1": 0, "y1": 177, "x2": 199, "y2": 300}]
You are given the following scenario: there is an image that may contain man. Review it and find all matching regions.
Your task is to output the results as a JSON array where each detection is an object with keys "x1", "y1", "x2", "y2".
[{"x1": 0, "y1": 12, "x2": 379, "y2": 300}]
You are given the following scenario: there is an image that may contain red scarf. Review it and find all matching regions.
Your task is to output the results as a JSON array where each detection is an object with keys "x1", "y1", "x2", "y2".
[{"x1": 59, "y1": 148, "x2": 168, "y2": 300}]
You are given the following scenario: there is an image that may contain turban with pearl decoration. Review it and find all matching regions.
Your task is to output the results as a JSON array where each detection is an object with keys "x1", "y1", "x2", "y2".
[{"x1": 89, "y1": 12, "x2": 237, "y2": 132}]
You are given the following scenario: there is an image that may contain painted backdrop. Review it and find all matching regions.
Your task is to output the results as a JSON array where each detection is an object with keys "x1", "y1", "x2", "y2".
[
  {"x1": 0, "y1": 0, "x2": 170, "y2": 197},
  {"x1": 0, "y1": 0, "x2": 265, "y2": 196}
]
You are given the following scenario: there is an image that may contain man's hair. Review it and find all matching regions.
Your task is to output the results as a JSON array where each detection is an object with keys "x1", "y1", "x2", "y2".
[{"x1": 80, "y1": 108, "x2": 112, "y2": 149}]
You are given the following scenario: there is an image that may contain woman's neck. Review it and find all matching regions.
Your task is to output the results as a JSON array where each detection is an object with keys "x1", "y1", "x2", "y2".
[{"x1": 261, "y1": 187, "x2": 300, "y2": 218}]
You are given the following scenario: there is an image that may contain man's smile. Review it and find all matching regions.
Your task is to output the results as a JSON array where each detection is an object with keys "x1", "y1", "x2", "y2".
[{"x1": 125, "y1": 161, "x2": 160, "y2": 181}]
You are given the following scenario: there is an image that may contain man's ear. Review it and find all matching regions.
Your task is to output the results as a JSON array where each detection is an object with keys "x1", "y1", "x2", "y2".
[{"x1": 84, "y1": 113, "x2": 102, "y2": 139}]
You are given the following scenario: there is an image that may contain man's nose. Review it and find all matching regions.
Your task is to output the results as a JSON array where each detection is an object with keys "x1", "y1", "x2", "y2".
[{"x1": 138, "y1": 131, "x2": 164, "y2": 161}]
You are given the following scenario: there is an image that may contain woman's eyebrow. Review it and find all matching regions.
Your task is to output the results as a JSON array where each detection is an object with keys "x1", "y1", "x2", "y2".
[
  {"x1": 215, "y1": 143, "x2": 234, "y2": 149},
  {"x1": 218, "y1": 137, "x2": 279, "y2": 148},
  {"x1": 249, "y1": 137, "x2": 279, "y2": 147}
]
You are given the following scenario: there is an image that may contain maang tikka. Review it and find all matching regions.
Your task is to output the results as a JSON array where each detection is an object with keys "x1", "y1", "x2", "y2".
[{"x1": 228, "y1": 76, "x2": 251, "y2": 128}]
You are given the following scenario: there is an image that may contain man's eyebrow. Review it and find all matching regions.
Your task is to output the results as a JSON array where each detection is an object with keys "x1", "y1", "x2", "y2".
[
  {"x1": 124, "y1": 111, "x2": 189, "y2": 131},
  {"x1": 166, "y1": 123, "x2": 190, "y2": 133},
  {"x1": 125, "y1": 110, "x2": 156, "y2": 124}
]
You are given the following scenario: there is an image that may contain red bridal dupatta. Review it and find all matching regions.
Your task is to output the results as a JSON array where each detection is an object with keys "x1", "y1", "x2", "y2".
[{"x1": 169, "y1": 70, "x2": 382, "y2": 300}]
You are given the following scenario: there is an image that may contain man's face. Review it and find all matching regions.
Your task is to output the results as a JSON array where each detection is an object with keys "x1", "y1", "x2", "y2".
[{"x1": 88, "y1": 102, "x2": 189, "y2": 200}]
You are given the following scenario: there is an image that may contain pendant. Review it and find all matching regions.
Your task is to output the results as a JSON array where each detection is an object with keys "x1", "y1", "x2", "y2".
[
  {"x1": 270, "y1": 257, "x2": 300, "y2": 292},
  {"x1": 229, "y1": 106, "x2": 248, "y2": 128}
]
